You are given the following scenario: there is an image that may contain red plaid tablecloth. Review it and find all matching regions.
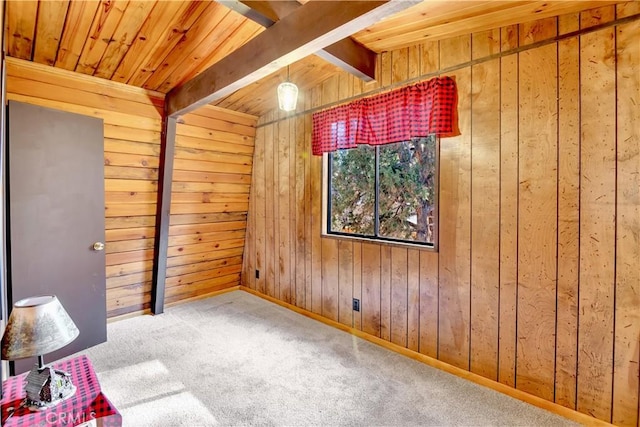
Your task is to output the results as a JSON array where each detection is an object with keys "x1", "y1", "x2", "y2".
[{"x1": 1, "y1": 355, "x2": 121, "y2": 427}]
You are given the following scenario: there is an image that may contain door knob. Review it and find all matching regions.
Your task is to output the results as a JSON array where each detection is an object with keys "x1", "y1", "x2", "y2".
[{"x1": 93, "y1": 242, "x2": 105, "y2": 251}]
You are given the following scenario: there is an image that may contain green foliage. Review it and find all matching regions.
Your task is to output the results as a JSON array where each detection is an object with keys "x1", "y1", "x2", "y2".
[
  {"x1": 330, "y1": 145, "x2": 375, "y2": 235},
  {"x1": 379, "y1": 136, "x2": 436, "y2": 242},
  {"x1": 329, "y1": 136, "x2": 437, "y2": 244}
]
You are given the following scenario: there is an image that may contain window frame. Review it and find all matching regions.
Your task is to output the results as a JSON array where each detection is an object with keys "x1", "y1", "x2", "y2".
[{"x1": 321, "y1": 137, "x2": 440, "y2": 251}]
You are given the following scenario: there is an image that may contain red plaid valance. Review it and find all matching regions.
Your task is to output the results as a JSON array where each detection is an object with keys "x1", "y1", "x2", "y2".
[{"x1": 311, "y1": 76, "x2": 457, "y2": 155}]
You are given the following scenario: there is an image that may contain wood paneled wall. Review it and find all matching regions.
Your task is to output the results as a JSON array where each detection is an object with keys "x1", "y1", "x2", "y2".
[
  {"x1": 167, "y1": 106, "x2": 256, "y2": 304},
  {"x1": 6, "y1": 57, "x2": 164, "y2": 317},
  {"x1": 242, "y1": 4, "x2": 640, "y2": 425},
  {"x1": 5, "y1": 58, "x2": 257, "y2": 317}
]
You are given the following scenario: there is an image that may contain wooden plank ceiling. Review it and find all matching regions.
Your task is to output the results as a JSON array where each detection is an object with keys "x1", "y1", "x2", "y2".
[{"x1": 5, "y1": 0, "x2": 622, "y2": 117}]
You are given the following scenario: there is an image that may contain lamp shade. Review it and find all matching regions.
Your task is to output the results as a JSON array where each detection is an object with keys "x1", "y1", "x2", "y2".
[
  {"x1": 1, "y1": 295, "x2": 79, "y2": 360},
  {"x1": 277, "y1": 81, "x2": 298, "y2": 112}
]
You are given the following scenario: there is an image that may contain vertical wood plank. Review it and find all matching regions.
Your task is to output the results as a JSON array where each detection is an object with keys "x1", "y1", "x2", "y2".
[
  {"x1": 577, "y1": 26, "x2": 616, "y2": 422},
  {"x1": 391, "y1": 47, "x2": 409, "y2": 84},
  {"x1": 499, "y1": 53, "x2": 518, "y2": 388},
  {"x1": 288, "y1": 117, "x2": 297, "y2": 305},
  {"x1": 273, "y1": 119, "x2": 281, "y2": 298},
  {"x1": 501, "y1": 24, "x2": 519, "y2": 52},
  {"x1": 558, "y1": 13, "x2": 579, "y2": 36},
  {"x1": 264, "y1": 122, "x2": 276, "y2": 298},
  {"x1": 420, "y1": 40, "x2": 439, "y2": 75},
  {"x1": 580, "y1": 5, "x2": 616, "y2": 30},
  {"x1": 319, "y1": 77, "x2": 339, "y2": 321},
  {"x1": 438, "y1": 51, "x2": 472, "y2": 369},
  {"x1": 407, "y1": 249, "x2": 420, "y2": 352},
  {"x1": 470, "y1": 55, "x2": 500, "y2": 380},
  {"x1": 353, "y1": 242, "x2": 363, "y2": 331},
  {"x1": 247, "y1": 178, "x2": 256, "y2": 289},
  {"x1": 351, "y1": 74, "x2": 363, "y2": 98},
  {"x1": 519, "y1": 16, "x2": 557, "y2": 46},
  {"x1": 310, "y1": 150, "x2": 323, "y2": 313},
  {"x1": 361, "y1": 243, "x2": 381, "y2": 337},
  {"x1": 321, "y1": 239, "x2": 339, "y2": 322},
  {"x1": 380, "y1": 51, "x2": 392, "y2": 89},
  {"x1": 332, "y1": 71, "x2": 352, "y2": 316},
  {"x1": 407, "y1": 45, "x2": 420, "y2": 80},
  {"x1": 243, "y1": 128, "x2": 256, "y2": 289},
  {"x1": 310, "y1": 88, "x2": 323, "y2": 314},
  {"x1": 439, "y1": 34, "x2": 471, "y2": 69},
  {"x1": 616, "y1": 1, "x2": 640, "y2": 18},
  {"x1": 322, "y1": 74, "x2": 339, "y2": 106},
  {"x1": 380, "y1": 245, "x2": 392, "y2": 342},
  {"x1": 517, "y1": 43, "x2": 558, "y2": 401},
  {"x1": 390, "y1": 247, "x2": 408, "y2": 348},
  {"x1": 304, "y1": 113, "x2": 313, "y2": 312},
  {"x1": 613, "y1": 18, "x2": 640, "y2": 427},
  {"x1": 278, "y1": 119, "x2": 291, "y2": 303},
  {"x1": 295, "y1": 115, "x2": 306, "y2": 308},
  {"x1": 555, "y1": 28, "x2": 580, "y2": 409},
  {"x1": 305, "y1": 86, "x2": 323, "y2": 314},
  {"x1": 338, "y1": 240, "x2": 353, "y2": 327},
  {"x1": 472, "y1": 28, "x2": 500, "y2": 60},
  {"x1": 419, "y1": 251, "x2": 438, "y2": 358},
  {"x1": 254, "y1": 126, "x2": 266, "y2": 294},
  {"x1": 338, "y1": 71, "x2": 352, "y2": 103},
  {"x1": 286, "y1": 117, "x2": 296, "y2": 301}
]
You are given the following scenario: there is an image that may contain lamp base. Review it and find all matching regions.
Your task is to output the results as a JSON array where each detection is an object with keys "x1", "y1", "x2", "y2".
[{"x1": 24, "y1": 366, "x2": 76, "y2": 411}]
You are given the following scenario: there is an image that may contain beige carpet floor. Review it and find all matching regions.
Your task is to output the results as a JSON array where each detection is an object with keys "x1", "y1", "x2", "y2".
[{"x1": 83, "y1": 290, "x2": 578, "y2": 426}]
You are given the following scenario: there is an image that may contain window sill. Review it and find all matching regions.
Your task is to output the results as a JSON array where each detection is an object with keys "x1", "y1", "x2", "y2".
[{"x1": 321, "y1": 232, "x2": 438, "y2": 252}]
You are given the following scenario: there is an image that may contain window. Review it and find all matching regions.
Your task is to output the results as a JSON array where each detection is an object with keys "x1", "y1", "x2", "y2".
[
  {"x1": 315, "y1": 77, "x2": 455, "y2": 248},
  {"x1": 327, "y1": 135, "x2": 438, "y2": 247}
]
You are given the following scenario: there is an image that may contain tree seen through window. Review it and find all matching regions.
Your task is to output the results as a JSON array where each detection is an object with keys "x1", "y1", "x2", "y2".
[{"x1": 328, "y1": 135, "x2": 437, "y2": 245}]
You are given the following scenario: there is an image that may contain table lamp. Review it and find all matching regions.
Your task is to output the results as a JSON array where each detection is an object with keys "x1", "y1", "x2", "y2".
[{"x1": 1, "y1": 295, "x2": 80, "y2": 410}]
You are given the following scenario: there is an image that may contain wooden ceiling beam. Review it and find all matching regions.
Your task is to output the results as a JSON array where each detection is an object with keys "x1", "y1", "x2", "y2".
[
  {"x1": 240, "y1": 1, "x2": 299, "y2": 23},
  {"x1": 167, "y1": 0, "x2": 417, "y2": 117},
  {"x1": 218, "y1": 0, "x2": 379, "y2": 82},
  {"x1": 218, "y1": 0, "x2": 275, "y2": 28},
  {"x1": 316, "y1": 37, "x2": 376, "y2": 83}
]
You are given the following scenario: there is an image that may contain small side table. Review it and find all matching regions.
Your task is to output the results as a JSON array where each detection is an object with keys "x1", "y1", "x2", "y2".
[{"x1": 0, "y1": 355, "x2": 121, "y2": 427}]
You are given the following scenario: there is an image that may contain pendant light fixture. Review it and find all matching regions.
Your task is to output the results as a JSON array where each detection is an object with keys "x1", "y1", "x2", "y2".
[{"x1": 277, "y1": 65, "x2": 298, "y2": 112}]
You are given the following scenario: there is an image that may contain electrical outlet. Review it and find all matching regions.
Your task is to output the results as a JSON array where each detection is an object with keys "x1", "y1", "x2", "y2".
[
  {"x1": 255, "y1": 269, "x2": 260, "y2": 279},
  {"x1": 352, "y1": 298, "x2": 360, "y2": 312}
]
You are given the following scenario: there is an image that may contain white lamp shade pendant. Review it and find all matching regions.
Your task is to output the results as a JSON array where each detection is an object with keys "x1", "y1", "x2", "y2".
[{"x1": 278, "y1": 81, "x2": 298, "y2": 112}]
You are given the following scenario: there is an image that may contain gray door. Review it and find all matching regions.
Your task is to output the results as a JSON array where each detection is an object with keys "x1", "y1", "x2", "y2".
[{"x1": 7, "y1": 101, "x2": 106, "y2": 374}]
